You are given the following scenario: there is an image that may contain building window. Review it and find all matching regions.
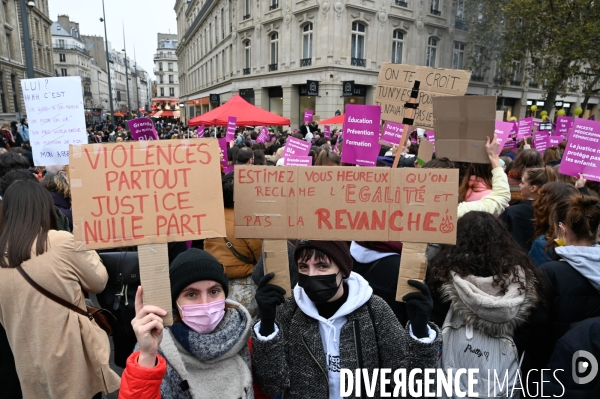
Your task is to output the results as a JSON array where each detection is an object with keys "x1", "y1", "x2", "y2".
[
  {"x1": 0, "y1": 73, "x2": 5, "y2": 113},
  {"x1": 159, "y1": 75, "x2": 164, "y2": 84},
  {"x1": 61, "y1": 68, "x2": 68, "y2": 76},
  {"x1": 473, "y1": 46, "x2": 485, "y2": 78},
  {"x1": 511, "y1": 60, "x2": 521, "y2": 85},
  {"x1": 302, "y1": 23, "x2": 313, "y2": 60},
  {"x1": 244, "y1": 40, "x2": 251, "y2": 69},
  {"x1": 270, "y1": 32, "x2": 278, "y2": 66},
  {"x1": 59, "y1": 53, "x2": 66, "y2": 62},
  {"x1": 270, "y1": 0, "x2": 279, "y2": 10},
  {"x1": 455, "y1": 0, "x2": 465, "y2": 29},
  {"x1": 426, "y1": 37, "x2": 437, "y2": 67},
  {"x1": 452, "y1": 42, "x2": 465, "y2": 69},
  {"x1": 431, "y1": 0, "x2": 441, "y2": 15},
  {"x1": 391, "y1": 30, "x2": 403, "y2": 64},
  {"x1": 170, "y1": 87, "x2": 175, "y2": 97},
  {"x1": 58, "y1": 39, "x2": 65, "y2": 48},
  {"x1": 169, "y1": 75, "x2": 174, "y2": 84},
  {"x1": 244, "y1": 0, "x2": 251, "y2": 18},
  {"x1": 351, "y1": 22, "x2": 366, "y2": 64},
  {"x1": 159, "y1": 62, "x2": 163, "y2": 71},
  {"x1": 10, "y1": 74, "x2": 18, "y2": 112},
  {"x1": 160, "y1": 87, "x2": 164, "y2": 96},
  {"x1": 5, "y1": 33, "x2": 11, "y2": 59},
  {"x1": 168, "y1": 62, "x2": 173, "y2": 71}
]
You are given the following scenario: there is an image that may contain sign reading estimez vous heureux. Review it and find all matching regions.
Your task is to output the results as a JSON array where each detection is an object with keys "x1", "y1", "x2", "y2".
[
  {"x1": 234, "y1": 166, "x2": 459, "y2": 244},
  {"x1": 69, "y1": 140, "x2": 227, "y2": 250},
  {"x1": 21, "y1": 76, "x2": 88, "y2": 166}
]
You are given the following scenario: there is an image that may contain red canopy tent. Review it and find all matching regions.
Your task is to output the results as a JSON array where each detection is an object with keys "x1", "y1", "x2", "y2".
[
  {"x1": 188, "y1": 94, "x2": 290, "y2": 126},
  {"x1": 317, "y1": 114, "x2": 345, "y2": 125}
]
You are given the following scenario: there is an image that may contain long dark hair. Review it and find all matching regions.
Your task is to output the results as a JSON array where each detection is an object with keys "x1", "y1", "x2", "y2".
[
  {"x1": 427, "y1": 211, "x2": 543, "y2": 297},
  {"x1": 0, "y1": 180, "x2": 58, "y2": 268}
]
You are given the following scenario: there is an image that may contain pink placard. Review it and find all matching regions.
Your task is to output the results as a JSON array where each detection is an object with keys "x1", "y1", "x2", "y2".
[
  {"x1": 324, "y1": 125, "x2": 331, "y2": 139},
  {"x1": 257, "y1": 127, "x2": 269, "y2": 143},
  {"x1": 283, "y1": 156, "x2": 313, "y2": 166},
  {"x1": 559, "y1": 119, "x2": 600, "y2": 181},
  {"x1": 533, "y1": 130, "x2": 549, "y2": 150},
  {"x1": 226, "y1": 116, "x2": 237, "y2": 141},
  {"x1": 494, "y1": 121, "x2": 513, "y2": 154},
  {"x1": 218, "y1": 138, "x2": 229, "y2": 170},
  {"x1": 380, "y1": 121, "x2": 404, "y2": 146},
  {"x1": 196, "y1": 124, "x2": 205, "y2": 138},
  {"x1": 548, "y1": 136, "x2": 563, "y2": 147},
  {"x1": 425, "y1": 130, "x2": 435, "y2": 143},
  {"x1": 283, "y1": 137, "x2": 311, "y2": 159},
  {"x1": 556, "y1": 116, "x2": 573, "y2": 139},
  {"x1": 128, "y1": 118, "x2": 158, "y2": 141},
  {"x1": 303, "y1": 110, "x2": 314, "y2": 123},
  {"x1": 517, "y1": 117, "x2": 533, "y2": 140},
  {"x1": 340, "y1": 104, "x2": 382, "y2": 167}
]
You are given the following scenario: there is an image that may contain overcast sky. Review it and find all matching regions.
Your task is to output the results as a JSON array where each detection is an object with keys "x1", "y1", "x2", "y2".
[{"x1": 49, "y1": 0, "x2": 178, "y2": 81}]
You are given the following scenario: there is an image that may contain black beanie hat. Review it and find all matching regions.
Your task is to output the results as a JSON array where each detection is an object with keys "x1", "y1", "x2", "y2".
[
  {"x1": 169, "y1": 249, "x2": 229, "y2": 302},
  {"x1": 294, "y1": 240, "x2": 352, "y2": 277}
]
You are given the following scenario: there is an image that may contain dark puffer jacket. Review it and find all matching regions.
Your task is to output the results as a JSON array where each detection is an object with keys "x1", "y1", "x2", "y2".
[{"x1": 251, "y1": 295, "x2": 441, "y2": 399}]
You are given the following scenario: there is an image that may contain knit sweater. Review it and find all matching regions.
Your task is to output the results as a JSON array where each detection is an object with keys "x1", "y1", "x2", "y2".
[{"x1": 251, "y1": 294, "x2": 441, "y2": 399}]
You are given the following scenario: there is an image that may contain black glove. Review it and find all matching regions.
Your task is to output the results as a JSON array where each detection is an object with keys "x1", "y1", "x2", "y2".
[
  {"x1": 255, "y1": 273, "x2": 286, "y2": 336},
  {"x1": 402, "y1": 280, "x2": 433, "y2": 339}
]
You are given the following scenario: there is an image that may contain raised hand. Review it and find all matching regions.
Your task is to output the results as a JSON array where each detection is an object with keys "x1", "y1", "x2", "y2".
[
  {"x1": 131, "y1": 286, "x2": 167, "y2": 368},
  {"x1": 255, "y1": 273, "x2": 286, "y2": 336}
]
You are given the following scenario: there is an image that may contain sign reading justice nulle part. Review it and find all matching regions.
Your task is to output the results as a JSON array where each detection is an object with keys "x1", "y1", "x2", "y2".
[
  {"x1": 374, "y1": 63, "x2": 471, "y2": 129},
  {"x1": 234, "y1": 166, "x2": 459, "y2": 244},
  {"x1": 69, "y1": 140, "x2": 227, "y2": 250}
]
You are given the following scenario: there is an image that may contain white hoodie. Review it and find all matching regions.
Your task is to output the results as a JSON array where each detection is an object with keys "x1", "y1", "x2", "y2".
[{"x1": 294, "y1": 272, "x2": 373, "y2": 399}]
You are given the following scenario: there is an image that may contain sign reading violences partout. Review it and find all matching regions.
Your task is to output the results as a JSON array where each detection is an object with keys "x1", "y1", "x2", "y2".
[
  {"x1": 234, "y1": 166, "x2": 459, "y2": 244},
  {"x1": 374, "y1": 63, "x2": 471, "y2": 129},
  {"x1": 69, "y1": 139, "x2": 227, "y2": 250}
]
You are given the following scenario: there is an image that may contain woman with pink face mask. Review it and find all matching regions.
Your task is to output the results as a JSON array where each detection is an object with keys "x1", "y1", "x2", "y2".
[{"x1": 118, "y1": 249, "x2": 254, "y2": 399}]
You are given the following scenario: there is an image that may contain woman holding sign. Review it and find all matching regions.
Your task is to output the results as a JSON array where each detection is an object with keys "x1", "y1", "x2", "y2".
[
  {"x1": 119, "y1": 249, "x2": 254, "y2": 399},
  {"x1": 251, "y1": 240, "x2": 441, "y2": 399}
]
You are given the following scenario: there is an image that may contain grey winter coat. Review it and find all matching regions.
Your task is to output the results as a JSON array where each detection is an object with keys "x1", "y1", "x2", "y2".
[{"x1": 251, "y1": 294, "x2": 441, "y2": 399}]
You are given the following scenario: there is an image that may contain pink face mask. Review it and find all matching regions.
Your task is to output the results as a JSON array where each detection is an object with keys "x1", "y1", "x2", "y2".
[{"x1": 177, "y1": 298, "x2": 226, "y2": 334}]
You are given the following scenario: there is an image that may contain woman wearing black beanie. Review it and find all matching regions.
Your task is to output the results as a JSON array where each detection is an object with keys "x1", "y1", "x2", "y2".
[{"x1": 118, "y1": 248, "x2": 254, "y2": 398}]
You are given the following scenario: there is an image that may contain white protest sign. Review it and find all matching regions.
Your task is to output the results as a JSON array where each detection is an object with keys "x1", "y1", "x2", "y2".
[{"x1": 21, "y1": 76, "x2": 87, "y2": 166}]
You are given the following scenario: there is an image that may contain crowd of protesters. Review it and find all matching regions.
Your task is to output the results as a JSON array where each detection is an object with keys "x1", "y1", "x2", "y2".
[{"x1": 0, "y1": 116, "x2": 599, "y2": 399}]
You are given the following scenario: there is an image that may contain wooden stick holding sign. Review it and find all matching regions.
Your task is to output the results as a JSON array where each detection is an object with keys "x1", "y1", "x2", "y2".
[
  {"x1": 262, "y1": 240, "x2": 292, "y2": 298},
  {"x1": 396, "y1": 242, "x2": 428, "y2": 301},
  {"x1": 392, "y1": 81, "x2": 421, "y2": 169},
  {"x1": 138, "y1": 243, "x2": 173, "y2": 325}
]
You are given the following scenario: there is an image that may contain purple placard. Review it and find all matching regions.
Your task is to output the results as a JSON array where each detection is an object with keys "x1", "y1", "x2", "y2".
[
  {"x1": 495, "y1": 121, "x2": 513, "y2": 154},
  {"x1": 548, "y1": 136, "x2": 563, "y2": 147},
  {"x1": 533, "y1": 130, "x2": 548, "y2": 150},
  {"x1": 504, "y1": 139, "x2": 517, "y2": 150},
  {"x1": 533, "y1": 119, "x2": 541, "y2": 131},
  {"x1": 226, "y1": 116, "x2": 237, "y2": 141},
  {"x1": 380, "y1": 121, "x2": 404, "y2": 146},
  {"x1": 324, "y1": 125, "x2": 331, "y2": 139},
  {"x1": 218, "y1": 138, "x2": 229, "y2": 170},
  {"x1": 425, "y1": 130, "x2": 435, "y2": 143},
  {"x1": 283, "y1": 137, "x2": 311, "y2": 159},
  {"x1": 257, "y1": 127, "x2": 269, "y2": 143},
  {"x1": 128, "y1": 118, "x2": 158, "y2": 141},
  {"x1": 341, "y1": 104, "x2": 382, "y2": 167},
  {"x1": 517, "y1": 117, "x2": 533, "y2": 140},
  {"x1": 556, "y1": 116, "x2": 573, "y2": 139},
  {"x1": 559, "y1": 119, "x2": 600, "y2": 181},
  {"x1": 196, "y1": 124, "x2": 205, "y2": 138},
  {"x1": 283, "y1": 156, "x2": 313, "y2": 166},
  {"x1": 303, "y1": 110, "x2": 314, "y2": 123}
]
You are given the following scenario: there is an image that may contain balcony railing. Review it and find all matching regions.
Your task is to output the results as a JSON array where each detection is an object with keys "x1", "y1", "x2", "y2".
[
  {"x1": 455, "y1": 16, "x2": 466, "y2": 30},
  {"x1": 268, "y1": 63, "x2": 278, "y2": 71},
  {"x1": 83, "y1": 91, "x2": 93, "y2": 98},
  {"x1": 471, "y1": 75, "x2": 484, "y2": 82},
  {"x1": 269, "y1": 3, "x2": 279, "y2": 10},
  {"x1": 351, "y1": 58, "x2": 366, "y2": 67},
  {"x1": 53, "y1": 44, "x2": 89, "y2": 56},
  {"x1": 430, "y1": 7, "x2": 441, "y2": 16},
  {"x1": 243, "y1": 14, "x2": 251, "y2": 20},
  {"x1": 300, "y1": 58, "x2": 312, "y2": 67},
  {"x1": 395, "y1": 0, "x2": 408, "y2": 7},
  {"x1": 529, "y1": 82, "x2": 539, "y2": 88},
  {"x1": 154, "y1": 68, "x2": 164, "y2": 74},
  {"x1": 153, "y1": 53, "x2": 177, "y2": 59},
  {"x1": 510, "y1": 80, "x2": 522, "y2": 86},
  {"x1": 82, "y1": 77, "x2": 91, "y2": 83},
  {"x1": 243, "y1": 68, "x2": 251, "y2": 75},
  {"x1": 493, "y1": 77, "x2": 505, "y2": 85}
]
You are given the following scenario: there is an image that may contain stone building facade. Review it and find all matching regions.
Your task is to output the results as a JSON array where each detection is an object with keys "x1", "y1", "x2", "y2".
[
  {"x1": 0, "y1": 0, "x2": 54, "y2": 123},
  {"x1": 153, "y1": 33, "x2": 179, "y2": 103},
  {"x1": 174, "y1": 0, "x2": 599, "y2": 126}
]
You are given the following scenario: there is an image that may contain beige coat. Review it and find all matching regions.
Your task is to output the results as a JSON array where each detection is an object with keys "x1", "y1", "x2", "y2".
[{"x1": 0, "y1": 230, "x2": 121, "y2": 399}]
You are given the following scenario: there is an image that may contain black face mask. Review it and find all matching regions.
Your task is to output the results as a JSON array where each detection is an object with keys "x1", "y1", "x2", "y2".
[{"x1": 298, "y1": 271, "x2": 342, "y2": 303}]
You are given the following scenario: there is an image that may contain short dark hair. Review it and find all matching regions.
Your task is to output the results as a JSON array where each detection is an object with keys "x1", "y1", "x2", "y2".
[
  {"x1": 237, "y1": 147, "x2": 254, "y2": 164},
  {"x1": 0, "y1": 152, "x2": 30, "y2": 179},
  {"x1": 1, "y1": 169, "x2": 38, "y2": 194}
]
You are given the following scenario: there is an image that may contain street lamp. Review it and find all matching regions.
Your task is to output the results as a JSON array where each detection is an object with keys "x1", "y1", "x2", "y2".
[
  {"x1": 20, "y1": 0, "x2": 35, "y2": 78},
  {"x1": 100, "y1": 0, "x2": 115, "y2": 125}
]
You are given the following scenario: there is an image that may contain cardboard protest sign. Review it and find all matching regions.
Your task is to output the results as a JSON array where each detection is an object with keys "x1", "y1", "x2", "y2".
[
  {"x1": 416, "y1": 139, "x2": 434, "y2": 166},
  {"x1": 517, "y1": 117, "x2": 533, "y2": 140},
  {"x1": 304, "y1": 110, "x2": 314, "y2": 123},
  {"x1": 283, "y1": 137, "x2": 311, "y2": 159},
  {"x1": 139, "y1": 243, "x2": 173, "y2": 325},
  {"x1": 495, "y1": 121, "x2": 513, "y2": 154},
  {"x1": 432, "y1": 96, "x2": 496, "y2": 164},
  {"x1": 380, "y1": 121, "x2": 405, "y2": 146},
  {"x1": 396, "y1": 242, "x2": 427, "y2": 302},
  {"x1": 128, "y1": 118, "x2": 159, "y2": 141},
  {"x1": 374, "y1": 63, "x2": 471, "y2": 129},
  {"x1": 257, "y1": 127, "x2": 269, "y2": 143},
  {"x1": 21, "y1": 76, "x2": 87, "y2": 166},
  {"x1": 341, "y1": 104, "x2": 382, "y2": 167},
  {"x1": 69, "y1": 139, "x2": 227, "y2": 250},
  {"x1": 324, "y1": 125, "x2": 331, "y2": 139},
  {"x1": 234, "y1": 166, "x2": 459, "y2": 244},
  {"x1": 556, "y1": 116, "x2": 573, "y2": 139},
  {"x1": 496, "y1": 111, "x2": 504, "y2": 121},
  {"x1": 559, "y1": 119, "x2": 600, "y2": 181},
  {"x1": 283, "y1": 156, "x2": 313, "y2": 166},
  {"x1": 226, "y1": 116, "x2": 237, "y2": 141},
  {"x1": 262, "y1": 240, "x2": 292, "y2": 298}
]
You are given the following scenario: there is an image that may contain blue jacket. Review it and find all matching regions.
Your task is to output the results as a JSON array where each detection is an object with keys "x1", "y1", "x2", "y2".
[{"x1": 20, "y1": 124, "x2": 29, "y2": 142}]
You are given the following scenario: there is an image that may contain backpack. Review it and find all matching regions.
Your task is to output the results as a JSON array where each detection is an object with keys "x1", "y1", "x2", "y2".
[{"x1": 440, "y1": 307, "x2": 523, "y2": 399}]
